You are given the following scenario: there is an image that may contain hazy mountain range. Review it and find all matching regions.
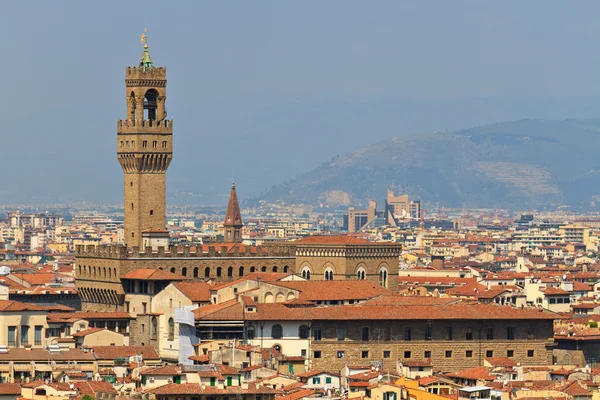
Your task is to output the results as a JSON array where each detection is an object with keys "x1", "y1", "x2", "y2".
[
  {"x1": 255, "y1": 118, "x2": 600, "y2": 210},
  {"x1": 6, "y1": 94, "x2": 600, "y2": 206}
]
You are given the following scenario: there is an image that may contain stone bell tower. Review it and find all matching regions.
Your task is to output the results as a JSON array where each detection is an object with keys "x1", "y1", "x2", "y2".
[{"x1": 117, "y1": 36, "x2": 172, "y2": 248}]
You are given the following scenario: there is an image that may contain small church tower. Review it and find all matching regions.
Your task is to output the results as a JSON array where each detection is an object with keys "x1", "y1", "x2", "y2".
[
  {"x1": 224, "y1": 182, "x2": 243, "y2": 243},
  {"x1": 117, "y1": 33, "x2": 173, "y2": 247}
]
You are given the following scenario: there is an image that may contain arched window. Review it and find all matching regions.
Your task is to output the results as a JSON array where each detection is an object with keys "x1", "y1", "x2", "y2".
[
  {"x1": 108, "y1": 268, "x2": 112, "y2": 278},
  {"x1": 283, "y1": 266, "x2": 289, "y2": 273},
  {"x1": 182, "y1": 267, "x2": 187, "y2": 277},
  {"x1": 271, "y1": 324, "x2": 283, "y2": 339},
  {"x1": 151, "y1": 317, "x2": 158, "y2": 339},
  {"x1": 93, "y1": 267, "x2": 96, "y2": 277},
  {"x1": 168, "y1": 318, "x2": 175, "y2": 340},
  {"x1": 193, "y1": 267, "x2": 199, "y2": 278},
  {"x1": 227, "y1": 267, "x2": 233, "y2": 277},
  {"x1": 205, "y1": 267, "x2": 211, "y2": 278},
  {"x1": 324, "y1": 267, "x2": 334, "y2": 281},
  {"x1": 379, "y1": 267, "x2": 388, "y2": 288},
  {"x1": 301, "y1": 267, "x2": 311, "y2": 280},
  {"x1": 247, "y1": 326, "x2": 255, "y2": 339},
  {"x1": 78, "y1": 266, "x2": 82, "y2": 275},
  {"x1": 261, "y1": 266, "x2": 267, "y2": 272},
  {"x1": 170, "y1": 267, "x2": 176, "y2": 274},
  {"x1": 299, "y1": 325, "x2": 310, "y2": 339},
  {"x1": 114, "y1": 268, "x2": 117, "y2": 277},
  {"x1": 217, "y1": 267, "x2": 222, "y2": 277},
  {"x1": 356, "y1": 267, "x2": 366, "y2": 280},
  {"x1": 250, "y1": 266, "x2": 256, "y2": 273},
  {"x1": 144, "y1": 89, "x2": 158, "y2": 120},
  {"x1": 273, "y1": 266, "x2": 278, "y2": 273},
  {"x1": 239, "y1": 266, "x2": 244, "y2": 277}
]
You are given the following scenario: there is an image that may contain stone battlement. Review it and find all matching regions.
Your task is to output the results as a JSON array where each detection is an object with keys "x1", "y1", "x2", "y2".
[
  {"x1": 125, "y1": 66, "x2": 166, "y2": 80},
  {"x1": 76, "y1": 243, "x2": 295, "y2": 259},
  {"x1": 117, "y1": 119, "x2": 173, "y2": 134}
]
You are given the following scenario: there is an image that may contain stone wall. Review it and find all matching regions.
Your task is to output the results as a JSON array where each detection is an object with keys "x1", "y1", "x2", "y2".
[{"x1": 310, "y1": 319, "x2": 554, "y2": 372}]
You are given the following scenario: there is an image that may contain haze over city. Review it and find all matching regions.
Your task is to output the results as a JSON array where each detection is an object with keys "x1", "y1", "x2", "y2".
[{"x1": 4, "y1": 1, "x2": 600, "y2": 205}]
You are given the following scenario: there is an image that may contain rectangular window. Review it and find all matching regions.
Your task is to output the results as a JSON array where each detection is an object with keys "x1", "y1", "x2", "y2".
[
  {"x1": 383, "y1": 350, "x2": 391, "y2": 358},
  {"x1": 466, "y1": 350, "x2": 473, "y2": 358},
  {"x1": 404, "y1": 351, "x2": 411, "y2": 359},
  {"x1": 425, "y1": 325, "x2": 433, "y2": 341},
  {"x1": 507, "y1": 326, "x2": 515, "y2": 341},
  {"x1": 465, "y1": 327, "x2": 473, "y2": 341},
  {"x1": 210, "y1": 377, "x2": 216, "y2": 387},
  {"x1": 361, "y1": 327, "x2": 370, "y2": 341},
  {"x1": 337, "y1": 351, "x2": 345, "y2": 359},
  {"x1": 486, "y1": 350, "x2": 493, "y2": 358},
  {"x1": 34, "y1": 326, "x2": 42, "y2": 346},
  {"x1": 312, "y1": 377, "x2": 320, "y2": 384},
  {"x1": 424, "y1": 351, "x2": 431, "y2": 359},
  {"x1": 337, "y1": 327, "x2": 346, "y2": 341},
  {"x1": 227, "y1": 377, "x2": 232, "y2": 387},
  {"x1": 445, "y1": 327, "x2": 453, "y2": 340},
  {"x1": 142, "y1": 140, "x2": 148, "y2": 148},
  {"x1": 21, "y1": 326, "x2": 29, "y2": 345},
  {"x1": 7, "y1": 327, "x2": 15, "y2": 347},
  {"x1": 549, "y1": 298, "x2": 556, "y2": 304},
  {"x1": 313, "y1": 327, "x2": 322, "y2": 341},
  {"x1": 445, "y1": 350, "x2": 452, "y2": 358},
  {"x1": 486, "y1": 327, "x2": 494, "y2": 340},
  {"x1": 362, "y1": 351, "x2": 369, "y2": 358},
  {"x1": 404, "y1": 327, "x2": 412, "y2": 341},
  {"x1": 125, "y1": 302, "x2": 130, "y2": 312},
  {"x1": 301, "y1": 349, "x2": 307, "y2": 358},
  {"x1": 142, "y1": 302, "x2": 147, "y2": 314},
  {"x1": 507, "y1": 350, "x2": 514, "y2": 357},
  {"x1": 527, "y1": 328, "x2": 536, "y2": 340},
  {"x1": 314, "y1": 351, "x2": 321, "y2": 359},
  {"x1": 162, "y1": 141, "x2": 167, "y2": 148},
  {"x1": 325, "y1": 377, "x2": 332, "y2": 384},
  {"x1": 527, "y1": 350, "x2": 534, "y2": 357}
]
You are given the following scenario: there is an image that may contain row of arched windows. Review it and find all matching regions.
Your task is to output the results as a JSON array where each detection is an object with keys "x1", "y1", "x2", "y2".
[
  {"x1": 299, "y1": 265, "x2": 389, "y2": 288},
  {"x1": 165, "y1": 265, "x2": 290, "y2": 278},
  {"x1": 78, "y1": 265, "x2": 117, "y2": 279},
  {"x1": 150, "y1": 316, "x2": 175, "y2": 341}
]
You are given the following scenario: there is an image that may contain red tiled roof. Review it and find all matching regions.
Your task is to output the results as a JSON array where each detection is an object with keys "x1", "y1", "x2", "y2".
[
  {"x1": 485, "y1": 357, "x2": 517, "y2": 367},
  {"x1": 148, "y1": 383, "x2": 281, "y2": 395},
  {"x1": 91, "y1": 346, "x2": 159, "y2": 360},
  {"x1": 446, "y1": 367, "x2": 495, "y2": 381},
  {"x1": 72, "y1": 327, "x2": 105, "y2": 337},
  {"x1": 140, "y1": 365, "x2": 185, "y2": 376},
  {"x1": 0, "y1": 300, "x2": 43, "y2": 312},
  {"x1": 174, "y1": 282, "x2": 212, "y2": 302},
  {"x1": 276, "y1": 280, "x2": 390, "y2": 301},
  {"x1": 0, "y1": 383, "x2": 22, "y2": 395}
]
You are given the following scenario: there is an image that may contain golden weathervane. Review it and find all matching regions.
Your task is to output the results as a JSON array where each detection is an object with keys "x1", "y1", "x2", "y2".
[{"x1": 140, "y1": 28, "x2": 148, "y2": 49}]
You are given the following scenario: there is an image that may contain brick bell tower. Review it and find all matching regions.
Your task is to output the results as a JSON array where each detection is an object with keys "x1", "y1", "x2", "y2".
[{"x1": 117, "y1": 34, "x2": 172, "y2": 247}]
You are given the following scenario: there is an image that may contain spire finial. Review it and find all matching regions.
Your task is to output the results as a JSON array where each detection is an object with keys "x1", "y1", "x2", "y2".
[
  {"x1": 139, "y1": 28, "x2": 153, "y2": 71},
  {"x1": 232, "y1": 180, "x2": 236, "y2": 188},
  {"x1": 140, "y1": 28, "x2": 148, "y2": 49}
]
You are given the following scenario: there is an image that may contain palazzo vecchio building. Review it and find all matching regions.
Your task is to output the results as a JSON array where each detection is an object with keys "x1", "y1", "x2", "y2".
[{"x1": 75, "y1": 42, "x2": 401, "y2": 312}]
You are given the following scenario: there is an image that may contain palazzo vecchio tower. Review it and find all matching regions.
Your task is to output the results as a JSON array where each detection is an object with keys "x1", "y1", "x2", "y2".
[{"x1": 117, "y1": 37, "x2": 172, "y2": 247}]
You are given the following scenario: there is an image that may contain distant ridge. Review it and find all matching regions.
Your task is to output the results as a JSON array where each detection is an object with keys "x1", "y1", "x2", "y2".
[{"x1": 253, "y1": 118, "x2": 600, "y2": 209}]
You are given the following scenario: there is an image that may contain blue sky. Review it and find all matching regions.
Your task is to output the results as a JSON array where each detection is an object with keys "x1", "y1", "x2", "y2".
[{"x1": 2, "y1": 1, "x2": 600, "y2": 203}]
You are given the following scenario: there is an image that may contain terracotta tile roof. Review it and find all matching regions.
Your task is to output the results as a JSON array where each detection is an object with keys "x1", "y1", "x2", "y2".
[
  {"x1": 0, "y1": 348, "x2": 94, "y2": 362},
  {"x1": 173, "y1": 282, "x2": 212, "y2": 302},
  {"x1": 276, "y1": 280, "x2": 390, "y2": 301},
  {"x1": 276, "y1": 389, "x2": 316, "y2": 400},
  {"x1": 194, "y1": 299, "x2": 244, "y2": 321},
  {"x1": 72, "y1": 327, "x2": 105, "y2": 337},
  {"x1": 0, "y1": 300, "x2": 43, "y2": 312},
  {"x1": 121, "y1": 268, "x2": 190, "y2": 281},
  {"x1": 188, "y1": 355, "x2": 210, "y2": 363},
  {"x1": 402, "y1": 359, "x2": 432, "y2": 367},
  {"x1": 75, "y1": 381, "x2": 118, "y2": 396},
  {"x1": 445, "y1": 367, "x2": 496, "y2": 381},
  {"x1": 347, "y1": 370, "x2": 382, "y2": 381},
  {"x1": 0, "y1": 383, "x2": 22, "y2": 395},
  {"x1": 542, "y1": 287, "x2": 571, "y2": 296},
  {"x1": 140, "y1": 365, "x2": 184, "y2": 376},
  {"x1": 485, "y1": 357, "x2": 517, "y2": 367},
  {"x1": 148, "y1": 383, "x2": 281, "y2": 395},
  {"x1": 36, "y1": 304, "x2": 76, "y2": 312},
  {"x1": 91, "y1": 346, "x2": 159, "y2": 360}
]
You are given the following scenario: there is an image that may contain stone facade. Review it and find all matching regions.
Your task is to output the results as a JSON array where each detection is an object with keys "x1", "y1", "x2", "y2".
[
  {"x1": 296, "y1": 242, "x2": 401, "y2": 292},
  {"x1": 118, "y1": 62, "x2": 172, "y2": 248},
  {"x1": 310, "y1": 319, "x2": 554, "y2": 372},
  {"x1": 75, "y1": 244, "x2": 296, "y2": 312}
]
